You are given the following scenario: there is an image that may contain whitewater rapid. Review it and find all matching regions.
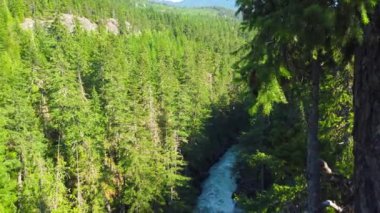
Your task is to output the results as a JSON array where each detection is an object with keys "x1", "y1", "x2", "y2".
[{"x1": 196, "y1": 145, "x2": 241, "y2": 213}]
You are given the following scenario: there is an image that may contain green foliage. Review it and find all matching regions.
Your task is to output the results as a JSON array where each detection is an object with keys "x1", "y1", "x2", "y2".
[
  {"x1": 335, "y1": 139, "x2": 354, "y2": 178},
  {"x1": 0, "y1": 114, "x2": 18, "y2": 212},
  {"x1": 238, "y1": 177, "x2": 306, "y2": 213},
  {"x1": 246, "y1": 152, "x2": 284, "y2": 171},
  {"x1": 249, "y1": 75, "x2": 287, "y2": 115}
]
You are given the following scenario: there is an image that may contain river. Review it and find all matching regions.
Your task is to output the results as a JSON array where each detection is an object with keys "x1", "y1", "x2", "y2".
[{"x1": 196, "y1": 145, "x2": 241, "y2": 213}]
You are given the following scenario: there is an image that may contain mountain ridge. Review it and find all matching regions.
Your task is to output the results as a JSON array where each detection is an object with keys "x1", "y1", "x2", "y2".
[{"x1": 152, "y1": 0, "x2": 237, "y2": 10}]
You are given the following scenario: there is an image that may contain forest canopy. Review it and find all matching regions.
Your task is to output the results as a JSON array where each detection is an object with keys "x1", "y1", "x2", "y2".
[
  {"x1": 3, "y1": 0, "x2": 380, "y2": 212},
  {"x1": 0, "y1": 0, "x2": 246, "y2": 212}
]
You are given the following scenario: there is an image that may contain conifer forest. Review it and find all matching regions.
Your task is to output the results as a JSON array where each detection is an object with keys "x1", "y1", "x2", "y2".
[{"x1": 1, "y1": 0, "x2": 380, "y2": 212}]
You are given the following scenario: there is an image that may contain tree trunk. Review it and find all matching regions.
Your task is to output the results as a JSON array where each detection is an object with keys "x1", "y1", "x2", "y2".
[
  {"x1": 353, "y1": 4, "x2": 380, "y2": 212},
  {"x1": 17, "y1": 169, "x2": 23, "y2": 211},
  {"x1": 307, "y1": 59, "x2": 321, "y2": 213},
  {"x1": 76, "y1": 149, "x2": 83, "y2": 209}
]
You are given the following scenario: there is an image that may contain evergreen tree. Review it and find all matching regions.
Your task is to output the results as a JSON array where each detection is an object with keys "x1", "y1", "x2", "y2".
[{"x1": 236, "y1": 0, "x2": 355, "y2": 211}]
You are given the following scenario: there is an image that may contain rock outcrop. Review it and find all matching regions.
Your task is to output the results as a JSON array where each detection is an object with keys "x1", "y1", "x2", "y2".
[
  {"x1": 60, "y1": 13, "x2": 75, "y2": 33},
  {"x1": 106, "y1": 18, "x2": 119, "y2": 35},
  {"x1": 77, "y1": 16, "x2": 98, "y2": 32},
  {"x1": 20, "y1": 14, "x2": 134, "y2": 35},
  {"x1": 20, "y1": 18, "x2": 35, "y2": 30}
]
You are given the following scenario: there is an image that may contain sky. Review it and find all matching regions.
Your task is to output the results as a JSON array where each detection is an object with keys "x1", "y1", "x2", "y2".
[{"x1": 153, "y1": 0, "x2": 237, "y2": 10}]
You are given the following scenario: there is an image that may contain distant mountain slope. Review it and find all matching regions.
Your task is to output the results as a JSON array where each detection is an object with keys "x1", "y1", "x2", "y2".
[
  {"x1": 150, "y1": 3, "x2": 238, "y2": 19},
  {"x1": 152, "y1": 0, "x2": 237, "y2": 10}
]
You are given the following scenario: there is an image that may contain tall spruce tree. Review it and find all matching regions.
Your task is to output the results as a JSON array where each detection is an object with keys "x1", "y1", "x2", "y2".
[{"x1": 236, "y1": 0, "x2": 353, "y2": 211}]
